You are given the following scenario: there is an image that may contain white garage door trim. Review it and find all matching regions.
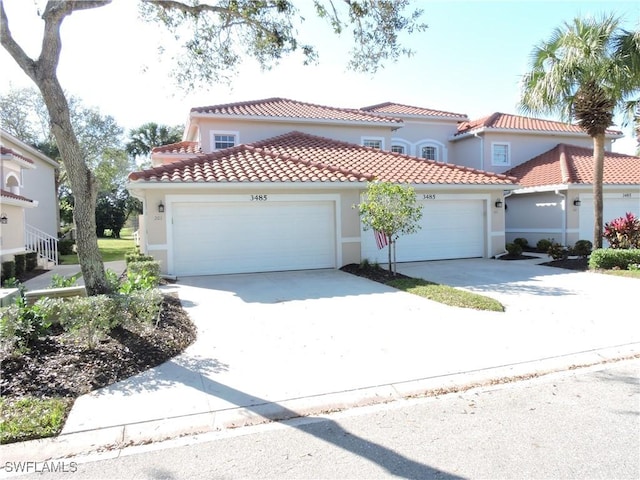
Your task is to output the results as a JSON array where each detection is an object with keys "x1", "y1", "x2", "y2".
[
  {"x1": 578, "y1": 192, "x2": 640, "y2": 243},
  {"x1": 166, "y1": 194, "x2": 341, "y2": 275},
  {"x1": 361, "y1": 194, "x2": 489, "y2": 263}
]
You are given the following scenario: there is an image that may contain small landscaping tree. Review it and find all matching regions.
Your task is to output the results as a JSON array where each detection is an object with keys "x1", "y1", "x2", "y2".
[{"x1": 357, "y1": 182, "x2": 423, "y2": 275}]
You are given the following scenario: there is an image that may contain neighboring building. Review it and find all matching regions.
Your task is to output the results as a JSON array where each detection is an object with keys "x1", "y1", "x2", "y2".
[
  {"x1": 128, "y1": 97, "x2": 639, "y2": 277},
  {"x1": 504, "y1": 144, "x2": 640, "y2": 246},
  {"x1": 1, "y1": 129, "x2": 59, "y2": 266}
]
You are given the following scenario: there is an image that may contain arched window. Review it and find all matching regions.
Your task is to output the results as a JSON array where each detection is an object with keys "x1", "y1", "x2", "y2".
[
  {"x1": 421, "y1": 146, "x2": 437, "y2": 160},
  {"x1": 5, "y1": 173, "x2": 20, "y2": 194}
]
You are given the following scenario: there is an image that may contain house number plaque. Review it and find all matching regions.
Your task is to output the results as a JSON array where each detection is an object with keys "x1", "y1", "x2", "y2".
[
  {"x1": 250, "y1": 194, "x2": 268, "y2": 201},
  {"x1": 422, "y1": 194, "x2": 436, "y2": 200}
]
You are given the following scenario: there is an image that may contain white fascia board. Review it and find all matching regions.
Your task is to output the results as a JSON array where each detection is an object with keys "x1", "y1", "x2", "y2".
[
  {"x1": 0, "y1": 196, "x2": 37, "y2": 208},
  {"x1": 126, "y1": 181, "x2": 371, "y2": 192},
  {"x1": 0, "y1": 129, "x2": 58, "y2": 168},
  {"x1": 127, "y1": 181, "x2": 518, "y2": 194},
  {"x1": 189, "y1": 111, "x2": 402, "y2": 128},
  {"x1": 1, "y1": 153, "x2": 36, "y2": 170},
  {"x1": 449, "y1": 128, "x2": 623, "y2": 142},
  {"x1": 511, "y1": 184, "x2": 568, "y2": 194}
]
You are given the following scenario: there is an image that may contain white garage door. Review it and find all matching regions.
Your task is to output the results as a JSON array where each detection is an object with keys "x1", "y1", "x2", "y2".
[
  {"x1": 172, "y1": 201, "x2": 336, "y2": 275},
  {"x1": 361, "y1": 199, "x2": 485, "y2": 263},
  {"x1": 579, "y1": 195, "x2": 640, "y2": 244}
]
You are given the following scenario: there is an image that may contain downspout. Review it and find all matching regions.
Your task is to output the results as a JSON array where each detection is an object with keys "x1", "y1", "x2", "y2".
[
  {"x1": 555, "y1": 190, "x2": 567, "y2": 246},
  {"x1": 473, "y1": 133, "x2": 484, "y2": 170}
]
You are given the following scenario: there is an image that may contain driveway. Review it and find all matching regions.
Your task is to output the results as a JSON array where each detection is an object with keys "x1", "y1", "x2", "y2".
[{"x1": 59, "y1": 259, "x2": 640, "y2": 449}]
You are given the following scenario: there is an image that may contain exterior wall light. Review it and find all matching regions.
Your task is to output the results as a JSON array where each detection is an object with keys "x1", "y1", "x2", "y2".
[
  {"x1": 573, "y1": 199, "x2": 581, "y2": 207},
  {"x1": 0, "y1": 213, "x2": 7, "y2": 224},
  {"x1": 158, "y1": 202, "x2": 165, "y2": 213},
  {"x1": 495, "y1": 199, "x2": 503, "y2": 208}
]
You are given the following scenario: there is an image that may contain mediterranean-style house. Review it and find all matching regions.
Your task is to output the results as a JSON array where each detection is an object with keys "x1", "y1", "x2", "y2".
[
  {"x1": 0, "y1": 129, "x2": 59, "y2": 267},
  {"x1": 127, "y1": 97, "x2": 640, "y2": 277}
]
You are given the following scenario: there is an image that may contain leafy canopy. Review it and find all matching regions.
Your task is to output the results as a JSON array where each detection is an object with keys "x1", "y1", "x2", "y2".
[{"x1": 358, "y1": 181, "x2": 423, "y2": 238}]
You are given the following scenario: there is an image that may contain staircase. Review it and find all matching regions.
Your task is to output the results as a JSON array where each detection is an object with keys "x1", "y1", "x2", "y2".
[{"x1": 25, "y1": 224, "x2": 59, "y2": 267}]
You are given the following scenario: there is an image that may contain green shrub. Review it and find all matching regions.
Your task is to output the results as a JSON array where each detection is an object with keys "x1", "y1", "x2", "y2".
[
  {"x1": 536, "y1": 238, "x2": 552, "y2": 253},
  {"x1": 588, "y1": 248, "x2": 640, "y2": 270},
  {"x1": 49, "y1": 273, "x2": 80, "y2": 288},
  {"x1": 547, "y1": 242, "x2": 568, "y2": 260},
  {"x1": 0, "y1": 297, "x2": 55, "y2": 355},
  {"x1": 124, "y1": 260, "x2": 160, "y2": 292},
  {"x1": 58, "y1": 295, "x2": 118, "y2": 348},
  {"x1": 57, "y1": 240, "x2": 75, "y2": 255},
  {"x1": 505, "y1": 243, "x2": 523, "y2": 256},
  {"x1": 572, "y1": 240, "x2": 593, "y2": 258},
  {"x1": 105, "y1": 269, "x2": 121, "y2": 292},
  {"x1": 127, "y1": 289, "x2": 163, "y2": 326},
  {"x1": 25, "y1": 252, "x2": 38, "y2": 272},
  {"x1": 2, "y1": 261, "x2": 16, "y2": 283},
  {"x1": 13, "y1": 254, "x2": 26, "y2": 278},
  {"x1": 125, "y1": 249, "x2": 155, "y2": 265},
  {"x1": 513, "y1": 238, "x2": 529, "y2": 249}
]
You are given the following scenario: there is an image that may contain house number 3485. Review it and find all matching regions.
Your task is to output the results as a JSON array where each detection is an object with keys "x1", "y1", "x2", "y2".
[{"x1": 251, "y1": 194, "x2": 268, "y2": 201}]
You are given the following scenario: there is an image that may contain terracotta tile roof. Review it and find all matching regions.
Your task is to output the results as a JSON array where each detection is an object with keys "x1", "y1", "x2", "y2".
[
  {"x1": 129, "y1": 131, "x2": 515, "y2": 186},
  {"x1": 360, "y1": 102, "x2": 467, "y2": 119},
  {"x1": 0, "y1": 146, "x2": 35, "y2": 164},
  {"x1": 504, "y1": 144, "x2": 640, "y2": 187},
  {"x1": 151, "y1": 142, "x2": 202, "y2": 155},
  {"x1": 0, "y1": 189, "x2": 34, "y2": 203},
  {"x1": 456, "y1": 112, "x2": 623, "y2": 136},
  {"x1": 191, "y1": 97, "x2": 402, "y2": 124}
]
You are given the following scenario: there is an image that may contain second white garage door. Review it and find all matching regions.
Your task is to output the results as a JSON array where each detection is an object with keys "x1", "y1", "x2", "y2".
[
  {"x1": 172, "y1": 201, "x2": 336, "y2": 275},
  {"x1": 361, "y1": 199, "x2": 485, "y2": 263}
]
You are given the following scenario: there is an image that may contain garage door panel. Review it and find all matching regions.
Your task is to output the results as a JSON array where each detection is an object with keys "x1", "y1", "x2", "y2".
[
  {"x1": 173, "y1": 201, "x2": 335, "y2": 275},
  {"x1": 361, "y1": 200, "x2": 484, "y2": 262}
]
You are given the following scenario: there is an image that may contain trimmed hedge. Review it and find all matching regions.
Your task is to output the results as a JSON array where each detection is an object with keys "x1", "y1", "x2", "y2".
[
  {"x1": 58, "y1": 240, "x2": 75, "y2": 255},
  {"x1": 25, "y1": 252, "x2": 38, "y2": 272},
  {"x1": 588, "y1": 248, "x2": 640, "y2": 270},
  {"x1": 14, "y1": 254, "x2": 26, "y2": 278},
  {"x1": 1, "y1": 261, "x2": 15, "y2": 284}
]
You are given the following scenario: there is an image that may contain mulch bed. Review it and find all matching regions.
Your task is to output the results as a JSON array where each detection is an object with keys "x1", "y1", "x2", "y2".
[
  {"x1": 0, "y1": 294, "x2": 196, "y2": 399},
  {"x1": 340, "y1": 263, "x2": 411, "y2": 283}
]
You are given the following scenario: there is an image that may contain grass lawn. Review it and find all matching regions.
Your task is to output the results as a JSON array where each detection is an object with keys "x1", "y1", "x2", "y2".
[
  {"x1": 0, "y1": 397, "x2": 72, "y2": 444},
  {"x1": 59, "y1": 228, "x2": 135, "y2": 265},
  {"x1": 387, "y1": 278, "x2": 505, "y2": 312},
  {"x1": 598, "y1": 268, "x2": 640, "y2": 279}
]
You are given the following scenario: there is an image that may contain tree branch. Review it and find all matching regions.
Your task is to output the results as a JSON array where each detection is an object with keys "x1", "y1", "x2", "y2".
[{"x1": 0, "y1": 0, "x2": 38, "y2": 81}]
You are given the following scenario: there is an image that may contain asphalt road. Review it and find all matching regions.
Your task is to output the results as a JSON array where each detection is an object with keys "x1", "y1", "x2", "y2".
[{"x1": 6, "y1": 359, "x2": 639, "y2": 480}]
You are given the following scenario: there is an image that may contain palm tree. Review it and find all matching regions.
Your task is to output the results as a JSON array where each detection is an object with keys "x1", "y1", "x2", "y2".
[
  {"x1": 520, "y1": 15, "x2": 640, "y2": 248},
  {"x1": 126, "y1": 122, "x2": 183, "y2": 159}
]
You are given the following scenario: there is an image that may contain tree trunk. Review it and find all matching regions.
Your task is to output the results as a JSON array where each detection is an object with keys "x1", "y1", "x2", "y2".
[
  {"x1": 592, "y1": 133, "x2": 605, "y2": 249},
  {"x1": 387, "y1": 235, "x2": 393, "y2": 274},
  {"x1": 40, "y1": 79, "x2": 108, "y2": 295}
]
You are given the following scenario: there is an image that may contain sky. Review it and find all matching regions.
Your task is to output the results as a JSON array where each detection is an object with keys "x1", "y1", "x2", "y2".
[{"x1": 1, "y1": 0, "x2": 639, "y2": 154}]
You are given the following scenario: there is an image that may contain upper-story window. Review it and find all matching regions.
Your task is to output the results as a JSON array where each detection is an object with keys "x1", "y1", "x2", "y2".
[
  {"x1": 391, "y1": 145, "x2": 405, "y2": 154},
  {"x1": 491, "y1": 142, "x2": 510, "y2": 166},
  {"x1": 211, "y1": 131, "x2": 239, "y2": 151},
  {"x1": 361, "y1": 137, "x2": 384, "y2": 149},
  {"x1": 421, "y1": 146, "x2": 438, "y2": 161}
]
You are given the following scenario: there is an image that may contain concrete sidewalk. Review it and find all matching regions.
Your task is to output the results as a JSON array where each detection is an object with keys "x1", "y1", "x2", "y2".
[
  {"x1": 21, "y1": 260, "x2": 127, "y2": 290},
  {"x1": 1, "y1": 261, "x2": 639, "y2": 464}
]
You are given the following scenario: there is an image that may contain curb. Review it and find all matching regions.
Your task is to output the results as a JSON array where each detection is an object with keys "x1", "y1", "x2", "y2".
[{"x1": 1, "y1": 343, "x2": 638, "y2": 466}]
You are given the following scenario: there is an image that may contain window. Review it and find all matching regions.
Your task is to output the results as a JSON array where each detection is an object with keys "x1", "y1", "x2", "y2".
[
  {"x1": 214, "y1": 134, "x2": 236, "y2": 150},
  {"x1": 421, "y1": 146, "x2": 437, "y2": 161},
  {"x1": 362, "y1": 138, "x2": 382, "y2": 149},
  {"x1": 391, "y1": 145, "x2": 405, "y2": 154},
  {"x1": 491, "y1": 143, "x2": 510, "y2": 166}
]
